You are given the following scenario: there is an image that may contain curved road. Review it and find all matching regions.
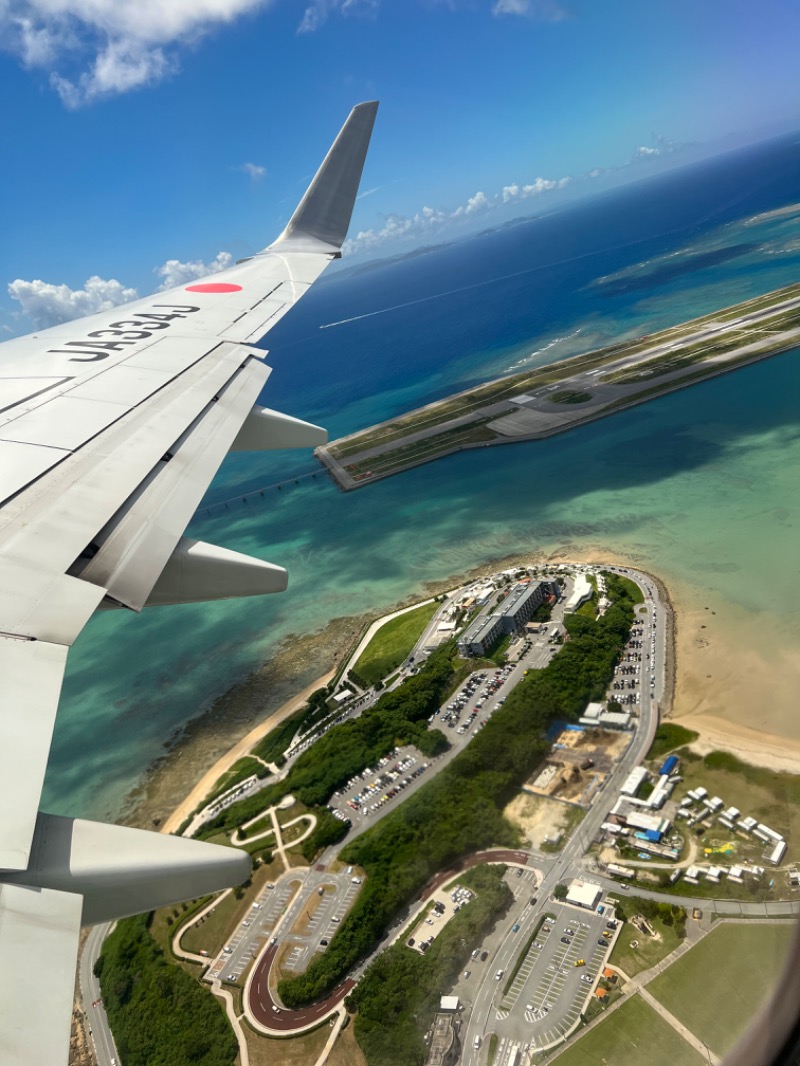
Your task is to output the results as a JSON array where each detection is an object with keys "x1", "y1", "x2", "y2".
[{"x1": 248, "y1": 944, "x2": 356, "y2": 1033}]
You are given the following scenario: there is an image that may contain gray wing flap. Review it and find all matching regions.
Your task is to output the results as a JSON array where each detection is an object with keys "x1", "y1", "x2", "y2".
[
  {"x1": 76, "y1": 354, "x2": 270, "y2": 610},
  {"x1": 0, "y1": 640, "x2": 71, "y2": 870},
  {"x1": 0, "y1": 884, "x2": 83, "y2": 1065}
]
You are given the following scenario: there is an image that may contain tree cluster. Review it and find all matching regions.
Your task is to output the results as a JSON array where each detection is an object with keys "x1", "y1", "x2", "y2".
[
  {"x1": 205, "y1": 644, "x2": 457, "y2": 834},
  {"x1": 94, "y1": 914, "x2": 237, "y2": 1066},
  {"x1": 347, "y1": 866, "x2": 512, "y2": 1066},
  {"x1": 252, "y1": 687, "x2": 331, "y2": 764},
  {"x1": 614, "y1": 895, "x2": 687, "y2": 938},
  {"x1": 300, "y1": 806, "x2": 351, "y2": 861}
]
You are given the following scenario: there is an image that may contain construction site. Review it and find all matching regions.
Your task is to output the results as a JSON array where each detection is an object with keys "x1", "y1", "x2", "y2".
[{"x1": 524, "y1": 726, "x2": 631, "y2": 806}]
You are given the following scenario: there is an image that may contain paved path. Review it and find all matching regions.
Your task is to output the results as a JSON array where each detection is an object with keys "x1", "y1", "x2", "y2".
[
  {"x1": 639, "y1": 987, "x2": 720, "y2": 1064},
  {"x1": 311, "y1": 1006, "x2": 347, "y2": 1066},
  {"x1": 211, "y1": 978, "x2": 250, "y2": 1066}
]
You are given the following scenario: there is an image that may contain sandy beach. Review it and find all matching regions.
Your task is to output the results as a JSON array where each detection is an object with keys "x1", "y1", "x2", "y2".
[
  {"x1": 671, "y1": 593, "x2": 800, "y2": 770},
  {"x1": 161, "y1": 668, "x2": 336, "y2": 834},
  {"x1": 128, "y1": 544, "x2": 800, "y2": 837}
]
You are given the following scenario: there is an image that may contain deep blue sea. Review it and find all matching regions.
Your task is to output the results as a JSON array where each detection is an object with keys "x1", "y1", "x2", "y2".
[{"x1": 46, "y1": 132, "x2": 800, "y2": 821}]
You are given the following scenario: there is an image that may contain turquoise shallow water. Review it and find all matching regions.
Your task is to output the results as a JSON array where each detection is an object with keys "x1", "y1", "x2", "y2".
[{"x1": 44, "y1": 137, "x2": 800, "y2": 821}]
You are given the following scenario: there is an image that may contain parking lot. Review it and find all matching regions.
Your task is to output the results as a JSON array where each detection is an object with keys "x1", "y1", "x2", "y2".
[
  {"x1": 328, "y1": 744, "x2": 434, "y2": 828},
  {"x1": 496, "y1": 903, "x2": 619, "y2": 1050},
  {"x1": 210, "y1": 877, "x2": 299, "y2": 982},
  {"x1": 408, "y1": 883, "x2": 475, "y2": 955},
  {"x1": 281, "y1": 876, "x2": 362, "y2": 972}
]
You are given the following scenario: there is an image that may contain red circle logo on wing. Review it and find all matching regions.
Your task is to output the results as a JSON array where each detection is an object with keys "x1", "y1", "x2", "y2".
[{"x1": 185, "y1": 282, "x2": 243, "y2": 293}]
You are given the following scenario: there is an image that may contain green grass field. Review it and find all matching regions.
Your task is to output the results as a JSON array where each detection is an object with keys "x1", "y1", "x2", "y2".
[
  {"x1": 647, "y1": 922, "x2": 793, "y2": 1057},
  {"x1": 646, "y1": 723, "x2": 699, "y2": 761},
  {"x1": 609, "y1": 916, "x2": 682, "y2": 978},
  {"x1": 352, "y1": 601, "x2": 439, "y2": 686},
  {"x1": 551, "y1": 994, "x2": 704, "y2": 1066},
  {"x1": 180, "y1": 890, "x2": 243, "y2": 956}
]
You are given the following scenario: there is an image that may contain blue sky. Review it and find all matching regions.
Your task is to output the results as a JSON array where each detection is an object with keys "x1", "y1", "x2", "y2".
[{"x1": 1, "y1": 0, "x2": 799, "y2": 333}]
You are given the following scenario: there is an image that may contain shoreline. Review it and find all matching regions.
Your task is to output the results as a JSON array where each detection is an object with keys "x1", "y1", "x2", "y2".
[
  {"x1": 126, "y1": 546, "x2": 800, "y2": 838},
  {"x1": 161, "y1": 668, "x2": 336, "y2": 835}
]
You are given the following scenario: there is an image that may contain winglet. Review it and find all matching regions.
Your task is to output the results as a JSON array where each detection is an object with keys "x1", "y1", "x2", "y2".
[{"x1": 268, "y1": 101, "x2": 379, "y2": 257}]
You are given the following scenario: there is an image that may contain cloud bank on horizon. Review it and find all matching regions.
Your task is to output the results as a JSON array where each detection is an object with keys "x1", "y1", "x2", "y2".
[
  {"x1": 8, "y1": 251, "x2": 233, "y2": 329},
  {"x1": 6, "y1": 138, "x2": 674, "y2": 331}
]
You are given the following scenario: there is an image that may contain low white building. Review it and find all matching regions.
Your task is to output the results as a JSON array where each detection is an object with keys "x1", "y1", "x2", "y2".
[
  {"x1": 758, "y1": 823, "x2": 784, "y2": 843},
  {"x1": 626, "y1": 811, "x2": 669, "y2": 834},
  {"x1": 607, "y1": 862, "x2": 635, "y2": 879},
  {"x1": 684, "y1": 865, "x2": 701, "y2": 885},
  {"x1": 565, "y1": 573, "x2": 593, "y2": 612},
  {"x1": 649, "y1": 774, "x2": 673, "y2": 809},
  {"x1": 566, "y1": 879, "x2": 602, "y2": 910},
  {"x1": 621, "y1": 766, "x2": 648, "y2": 797},
  {"x1": 768, "y1": 840, "x2": 787, "y2": 865}
]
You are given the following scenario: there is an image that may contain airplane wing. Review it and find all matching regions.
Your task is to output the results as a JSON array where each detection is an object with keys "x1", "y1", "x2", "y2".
[{"x1": 0, "y1": 101, "x2": 378, "y2": 1065}]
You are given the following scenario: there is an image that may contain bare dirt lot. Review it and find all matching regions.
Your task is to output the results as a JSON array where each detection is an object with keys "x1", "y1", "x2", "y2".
[
  {"x1": 525, "y1": 728, "x2": 632, "y2": 805},
  {"x1": 504, "y1": 792, "x2": 581, "y2": 848}
]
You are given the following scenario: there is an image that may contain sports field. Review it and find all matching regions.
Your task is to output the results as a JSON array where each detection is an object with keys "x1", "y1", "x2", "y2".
[
  {"x1": 551, "y1": 993, "x2": 704, "y2": 1066},
  {"x1": 352, "y1": 601, "x2": 439, "y2": 685},
  {"x1": 647, "y1": 922, "x2": 793, "y2": 1057}
]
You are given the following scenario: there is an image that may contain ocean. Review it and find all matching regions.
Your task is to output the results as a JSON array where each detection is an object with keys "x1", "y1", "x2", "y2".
[{"x1": 45, "y1": 131, "x2": 800, "y2": 822}]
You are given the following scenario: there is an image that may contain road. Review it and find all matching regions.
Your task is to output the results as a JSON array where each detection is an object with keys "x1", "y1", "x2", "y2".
[
  {"x1": 79, "y1": 923, "x2": 119, "y2": 1066},
  {"x1": 460, "y1": 565, "x2": 667, "y2": 1062}
]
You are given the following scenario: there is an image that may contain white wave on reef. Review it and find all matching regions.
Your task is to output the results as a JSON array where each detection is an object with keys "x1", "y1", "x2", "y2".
[{"x1": 505, "y1": 329, "x2": 584, "y2": 372}]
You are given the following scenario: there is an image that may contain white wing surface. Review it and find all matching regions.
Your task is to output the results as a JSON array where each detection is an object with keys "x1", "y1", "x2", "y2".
[{"x1": 0, "y1": 101, "x2": 378, "y2": 1065}]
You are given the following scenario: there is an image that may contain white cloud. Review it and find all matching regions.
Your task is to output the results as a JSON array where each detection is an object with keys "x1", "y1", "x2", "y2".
[
  {"x1": 343, "y1": 171, "x2": 574, "y2": 255},
  {"x1": 240, "y1": 162, "x2": 266, "y2": 181},
  {"x1": 635, "y1": 145, "x2": 660, "y2": 158},
  {"x1": 466, "y1": 190, "x2": 490, "y2": 214},
  {"x1": 1, "y1": 1, "x2": 277, "y2": 106},
  {"x1": 491, "y1": 0, "x2": 568, "y2": 20},
  {"x1": 6, "y1": 249, "x2": 238, "y2": 330},
  {"x1": 7, "y1": 275, "x2": 138, "y2": 329},
  {"x1": 298, "y1": 0, "x2": 378, "y2": 33},
  {"x1": 155, "y1": 251, "x2": 233, "y2": 290}
]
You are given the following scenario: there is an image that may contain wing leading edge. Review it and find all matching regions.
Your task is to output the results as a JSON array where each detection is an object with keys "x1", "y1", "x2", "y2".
[{"x1": 0, "y1": 101, "x2": 378, "y2": 1066}]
